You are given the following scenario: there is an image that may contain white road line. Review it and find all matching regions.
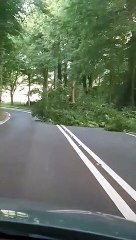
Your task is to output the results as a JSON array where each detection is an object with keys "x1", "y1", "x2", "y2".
[
  {"x1": 62, "y1": 125, "x2": 136, "y2": 202},
  {"x1": 0, "y1": 112, "x2": 11, "y2": 125},
  {"x1": 57, "y1": 125, "x2": 136, "y2": 222},
  {"x1": 0, "y1": 107, "x2": 31, "y2": 114},
  {"x1": 126, "y1": 133, "x2": 136, "y2": 138}
]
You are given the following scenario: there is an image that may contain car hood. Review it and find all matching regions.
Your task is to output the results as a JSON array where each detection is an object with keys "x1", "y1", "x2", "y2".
[{"x1": 0, "y1": 198, "x2": 135, "y2": 239}]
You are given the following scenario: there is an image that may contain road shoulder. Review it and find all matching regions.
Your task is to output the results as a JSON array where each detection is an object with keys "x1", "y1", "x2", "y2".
[{"x1": 0, "y1": 111, "x2": 10, "y2": 125}]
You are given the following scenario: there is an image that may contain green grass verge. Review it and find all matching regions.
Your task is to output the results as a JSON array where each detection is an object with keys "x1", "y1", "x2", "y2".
[{"x1": 0, "y1": 102, "x2": 30, "y2": 110}]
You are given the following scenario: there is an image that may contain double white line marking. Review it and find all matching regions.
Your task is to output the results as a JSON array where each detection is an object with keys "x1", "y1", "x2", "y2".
[{"x1": 57, "y1": 125, "x2": 136, "y2": 222}]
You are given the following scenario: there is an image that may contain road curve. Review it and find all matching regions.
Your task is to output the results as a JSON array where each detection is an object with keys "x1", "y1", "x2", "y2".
[{"x1": 0, "y1": 109, "x2": 135, "y2": 220}]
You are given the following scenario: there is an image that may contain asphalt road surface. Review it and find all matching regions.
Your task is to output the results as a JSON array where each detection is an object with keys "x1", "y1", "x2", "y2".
[{"x1": 0, "y1": 108, "x2": 136, "y2": 222}]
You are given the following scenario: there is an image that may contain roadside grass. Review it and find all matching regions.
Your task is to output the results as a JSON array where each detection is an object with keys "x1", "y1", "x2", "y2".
[{"x1": 0, "y1": 102, "x2": 30, "y2": 110}]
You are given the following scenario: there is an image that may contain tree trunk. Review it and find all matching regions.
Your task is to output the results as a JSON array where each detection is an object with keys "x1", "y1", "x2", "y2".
[
  {"x1": 57, "y1": 40, "x2": 62, "y2": 84},
  {"x1": 0, "y1": 46, "x2": 4, "y2": 103},
  {"x1": 64, "y1": 62, "x2": 68, "y2": 86},
  {"x1": 82, "y1": 74, "x2": 88, "y2": 94},
  {"x1": 127, "y1": 32, "x2": 136, "y2": 106},
  {"x1": 130, "y1": 66, "x2": 135, "y2": 107},
  {"x1": 54, "y1": 68, "x2": 57, "y2": 89},
  {"x1": 88, "y1": 74, "x2": 93, "y2": 93},
  {"x1": 43, "y1": 68, "x2": 48, "y2": 95},
  {"x1": 42, "y1": 68, "x2": 49, "y2": 109},
  {"x1": 28, "y1": 73, "x2": 31, "y2": 107},
  {"x1": 126, "y1": 1, "x2": 136, "y2": 106},
  {"x1": 58, "y1": 62, "x2": 62, "y2": 83},
  {"x1": 88, "y1": 74, "x2": 93, "y2": 88},
  {"x1": 109, "y1": 69, "x2": 113, "y2": 104},
  {"x1": 71, "y1": 80, "x2": 75, "y2": 104},
  {"x1": 10, "y1": 92, "x2": 14, "y2": 105},
  {"x1": 0, "y1": 63, "x2": 3, "y2": 103}
]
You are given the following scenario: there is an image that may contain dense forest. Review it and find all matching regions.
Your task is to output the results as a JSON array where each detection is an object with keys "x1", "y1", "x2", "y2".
[{"x1": 0, "y1": 0, "x2": 136, "y2": 131}]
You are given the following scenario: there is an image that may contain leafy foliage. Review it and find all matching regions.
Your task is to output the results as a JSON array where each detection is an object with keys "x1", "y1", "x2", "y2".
[
  {"x1": 32, "y1": 93, "x2": 136, "y2": 132},
  {"x1": 1, "y1": 0, "x2": 136, "y2": 132}
]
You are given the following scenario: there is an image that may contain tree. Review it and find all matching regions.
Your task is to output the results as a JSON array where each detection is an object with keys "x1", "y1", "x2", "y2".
[
  {"x1": 3, "y1": 0, "x2": 136, "y2": 108},
  {"x1": 0, "y1": 0, "x2": 24, "y2": 102},
  {"x1": 3, "y1": 46, "x2": 21, "y2": 105}
]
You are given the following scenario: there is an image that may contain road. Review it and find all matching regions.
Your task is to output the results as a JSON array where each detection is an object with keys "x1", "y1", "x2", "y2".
[{"x1": 0, "y1": 108, "x2": 136, "y2": 221}]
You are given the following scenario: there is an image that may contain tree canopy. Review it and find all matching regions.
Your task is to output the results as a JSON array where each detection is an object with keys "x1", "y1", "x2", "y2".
[{"x1": 0, "y1": 0, "x2": 136, "y2": 131}]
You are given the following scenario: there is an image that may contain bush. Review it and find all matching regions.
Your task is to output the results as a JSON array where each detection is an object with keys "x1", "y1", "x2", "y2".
[
  {"x1": 105, "y1": 115, "x2": 136, "y2": 132},
  {"x1": 32, "y1": 96, "x2": 136, "y2": 132},
  {"x1": 32, "y1": 100, "x2": 46, "y2": 118},
  {"x1": 34, "y1": 108, "x2": 99, "y2": 127},
  {"x1": 32, "y1": 99, "x2": 99, "y2": 127}
]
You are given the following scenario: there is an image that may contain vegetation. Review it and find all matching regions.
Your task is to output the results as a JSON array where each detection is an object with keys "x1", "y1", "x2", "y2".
[
  {"x1": 0, "y1": 102, "x2": 29, "y2": 109},
  {"x1": 0, "y1": 0, "x2": 136, "y2": 132}
]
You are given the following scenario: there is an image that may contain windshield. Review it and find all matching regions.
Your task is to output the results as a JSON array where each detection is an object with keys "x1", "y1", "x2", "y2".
[{"x1": 0, "y1": 0, "x2": 136, "y2": 239}]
